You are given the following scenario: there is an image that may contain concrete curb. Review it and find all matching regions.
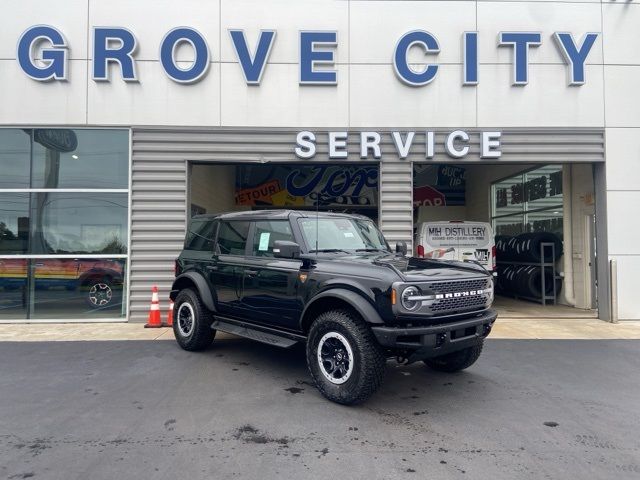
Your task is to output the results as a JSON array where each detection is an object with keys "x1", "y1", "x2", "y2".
[{"x1": 0, "y1": 318, "x2": 640, "y2": 342}]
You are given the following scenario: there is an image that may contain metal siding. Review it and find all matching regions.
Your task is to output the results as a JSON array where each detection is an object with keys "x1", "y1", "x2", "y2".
[
  {"x1": 129, "y1": 127, "x2": 604, "y2": 321},
  {"x1": 379, "y1": 160, "x2": 414, "y2": 250}
]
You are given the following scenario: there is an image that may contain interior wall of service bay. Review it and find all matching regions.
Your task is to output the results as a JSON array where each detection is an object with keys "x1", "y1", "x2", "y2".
[{"x1": 0, "y1": 0, "x2": 638, "y2": 320}]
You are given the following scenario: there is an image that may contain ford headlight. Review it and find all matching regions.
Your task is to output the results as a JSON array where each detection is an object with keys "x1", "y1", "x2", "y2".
[{"x1": 401, "y1": 286, "x2": 421, "y2": 311}]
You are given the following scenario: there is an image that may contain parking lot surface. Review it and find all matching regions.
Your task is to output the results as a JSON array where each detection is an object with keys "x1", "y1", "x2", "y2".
[{"x1": 1, "y1": 337, "x2": 639, "y2": 479}]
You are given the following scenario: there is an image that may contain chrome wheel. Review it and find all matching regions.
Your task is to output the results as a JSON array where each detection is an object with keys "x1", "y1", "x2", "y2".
[
  {"x1": 317, "y1": 331, "x2": 354, "y2": 385},
  {"x1": 88, "y1": 282, "x2": 112, "y2": 307},
  {"x1": 177, "y1": 302, "x2": 195, "y2": 337}
]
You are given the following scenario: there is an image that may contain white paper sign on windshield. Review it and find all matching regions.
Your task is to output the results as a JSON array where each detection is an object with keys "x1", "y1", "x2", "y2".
[{"x1": 258, "y1": 232, "x2": 270, "y2": 251}]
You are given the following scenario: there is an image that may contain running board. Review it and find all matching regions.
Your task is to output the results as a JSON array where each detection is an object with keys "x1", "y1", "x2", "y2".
[{"x1": 212, "y1": 317, "x2": 304, "y2": 348}]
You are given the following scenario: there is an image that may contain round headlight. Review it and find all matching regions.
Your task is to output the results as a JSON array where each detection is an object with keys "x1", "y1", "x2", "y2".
[{"x1": 401, "y1": 286, "x2": 421, "y2": 311}]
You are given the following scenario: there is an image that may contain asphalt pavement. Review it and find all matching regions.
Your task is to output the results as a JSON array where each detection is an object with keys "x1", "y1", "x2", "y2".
[{"x1": 0, "y1": 337, "x2": 639, "y2": 480}]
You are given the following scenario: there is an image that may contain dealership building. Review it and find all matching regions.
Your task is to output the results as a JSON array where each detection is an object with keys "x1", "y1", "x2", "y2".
[{"x1": 0, "y1": 0, "x2": 638, "y2": 323}]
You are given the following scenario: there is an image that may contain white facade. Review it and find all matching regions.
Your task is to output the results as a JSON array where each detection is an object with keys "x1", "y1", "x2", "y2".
[{"x1": 0, "y1": 0, "x2": 639, "y2": 320}]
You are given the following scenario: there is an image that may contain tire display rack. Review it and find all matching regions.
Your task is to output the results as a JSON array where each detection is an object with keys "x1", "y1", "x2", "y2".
[{"x1": 497, "y1": 242, "x2": 560, "y2": 306}]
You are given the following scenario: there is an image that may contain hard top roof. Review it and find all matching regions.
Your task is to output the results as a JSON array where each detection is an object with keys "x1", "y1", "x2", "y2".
[{"x1": 191, "y1": 209, "x2": 370, "y2": 221}]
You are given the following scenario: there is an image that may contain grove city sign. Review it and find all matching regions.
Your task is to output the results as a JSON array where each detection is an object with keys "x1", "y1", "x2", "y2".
[{"x1": 18, "y1": 25, "x2": 598, "y2": 86}]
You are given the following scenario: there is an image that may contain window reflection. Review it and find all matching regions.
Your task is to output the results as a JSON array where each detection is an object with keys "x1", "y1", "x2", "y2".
[
  {"x1": 0, "y1": 193, "x2": 29, "y2": 254},
  {"x1": 0, "y1": 128, "x2": 130, "y2": 320},
  {"x1": 30, "y1": 258, "x2": 126, "y2": 319},
  {"x1": 32, "y1": 129, "x2": 129, "y2": 189},
  {"x1": 30, "y1": 193, "x2": 128, "y2": 254},
  {"x1": 0, "y1": 259, "x2": 27, "y2": 319},
  {"x1": 0, "y1": 129, "x2": 30, "y2": 189},
  {"x1": 0, "y1": 258, "x2": 126, "y2": 319}
]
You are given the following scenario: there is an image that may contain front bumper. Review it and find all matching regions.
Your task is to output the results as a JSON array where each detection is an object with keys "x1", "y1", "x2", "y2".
[{"x1": 371, "y1": 309, "x2": 497, "y2": 364}]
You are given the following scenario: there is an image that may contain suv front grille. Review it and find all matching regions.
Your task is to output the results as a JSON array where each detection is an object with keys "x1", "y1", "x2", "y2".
[
  {"x1": 427, "y1": 279, "x2": 489, "y2": 295},
  {"x1": 424, "y1": 278, "x2": 491, "y2": 315},
  {"x1": 430, "y1": 294, "x2": 488, "y2": 313}
]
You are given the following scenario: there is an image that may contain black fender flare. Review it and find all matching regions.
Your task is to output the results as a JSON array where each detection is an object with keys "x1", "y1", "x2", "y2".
[
  {"x1": 300, "y1": 288, "x2": 384, "y2": 331},
  {"x1": 171, "y1": 272, "x2": 216, "y2": 312}
]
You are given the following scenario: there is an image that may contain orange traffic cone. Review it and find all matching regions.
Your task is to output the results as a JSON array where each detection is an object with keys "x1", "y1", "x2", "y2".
[
  {"x1": 163, "y1": 298, "x2": 174, "y2": 327},
  {"x1": 144, "y1": 285, "x2": 163, "y2": 328}
]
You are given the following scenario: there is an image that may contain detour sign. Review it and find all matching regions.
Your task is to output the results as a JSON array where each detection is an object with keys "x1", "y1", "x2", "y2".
[{"x1": 235, "y1": 180, "x2": 281, "y2": 206}]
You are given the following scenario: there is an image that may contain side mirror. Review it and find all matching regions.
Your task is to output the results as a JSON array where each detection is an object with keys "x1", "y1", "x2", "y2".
[
  {"x1": 273, "y1": 240, "x2": 301, "y2": 259},
  {"x1": 395, "y1": 240, "x2": 408, "y2": 256}
]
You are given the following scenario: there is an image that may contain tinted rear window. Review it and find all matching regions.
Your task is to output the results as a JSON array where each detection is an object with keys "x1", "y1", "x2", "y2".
[
  {"x1": 185, "y1": 220, "x2": 217, "y2": 251},
  {"x1": 217, "y1": 221, "x2": 250, "y2": 255}
]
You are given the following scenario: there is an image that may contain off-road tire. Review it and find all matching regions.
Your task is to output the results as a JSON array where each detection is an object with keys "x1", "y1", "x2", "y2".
[
  {"x1": 306, "y1": 309, "x2": 386, "y2": 405},
  {"x1": 423, "y1": 341, "x2": 484, "y2": 373},
  {"x1": 173, "y1": 288, "x2": 215, "y2": 351}
]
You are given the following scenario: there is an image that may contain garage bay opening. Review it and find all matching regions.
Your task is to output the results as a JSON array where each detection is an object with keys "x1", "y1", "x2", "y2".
[
  {"x1": 413, "y1": 163, "x2": 599, "y2": 319},
  {"x1": 189, "y1": 163, "x2": 379, "y2": 221}
]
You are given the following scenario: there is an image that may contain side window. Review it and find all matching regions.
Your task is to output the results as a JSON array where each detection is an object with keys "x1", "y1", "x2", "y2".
[
  {"x1": 185, "y1": 220, "x2": 217, "y2": 251},
  {"x1": 217, "y1": 221, "x2": 250, "y2": 255},
  {"x1": 251, "y1": 221, "x2": 294, "y2": 257}
]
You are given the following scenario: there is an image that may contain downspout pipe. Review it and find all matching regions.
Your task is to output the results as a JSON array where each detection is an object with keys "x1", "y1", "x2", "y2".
[{"x1": 562, "y1": 164, "x2": 576, "y2": 306}]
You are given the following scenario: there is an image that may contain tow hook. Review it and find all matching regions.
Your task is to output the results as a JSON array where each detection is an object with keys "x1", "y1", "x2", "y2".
[{"x1": 396, "y1": 355, "x2": 409, "y2": 365}]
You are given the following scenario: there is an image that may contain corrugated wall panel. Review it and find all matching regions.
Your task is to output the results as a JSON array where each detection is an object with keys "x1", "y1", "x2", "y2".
[
  {"x1": 379, "y1": 160, "x2": 414, "y2": 250},
  {"x1": 129, "y1": 127, "x2": 604, "y2": 321}
]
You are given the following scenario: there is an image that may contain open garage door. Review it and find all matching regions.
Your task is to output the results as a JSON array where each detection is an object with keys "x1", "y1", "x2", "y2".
[{"x1": 413, "y1": 162, "x2": 599, "y2": 319}]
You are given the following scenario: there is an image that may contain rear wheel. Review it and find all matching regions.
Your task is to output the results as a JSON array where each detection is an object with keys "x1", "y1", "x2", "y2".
[
  {"x1": 423, "y1": 341, "x2": 484, "y2": 373},
  {"x1": 173, "y1": 288, "x2": 215, "y2": 351},
  {"x1": 306, "y1": 309, "x2": 386, "y2": 405}
]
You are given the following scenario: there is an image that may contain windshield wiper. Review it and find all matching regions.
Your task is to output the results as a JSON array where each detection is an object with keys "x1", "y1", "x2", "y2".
[
  {"x1": 355, "y1": 248, "x2": 389, "y2": 253},
  {"x1": 309, "y1": 248, "x2": 350, "y2": 254}
]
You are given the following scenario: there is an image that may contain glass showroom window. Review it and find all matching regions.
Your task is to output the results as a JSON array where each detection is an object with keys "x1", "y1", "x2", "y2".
[
  {"x1": 491, "y1": 165, "x2": 564, "y2": 238},
  {"x1": 0, "y1": 129, "x2": 129, "y2": 320}
]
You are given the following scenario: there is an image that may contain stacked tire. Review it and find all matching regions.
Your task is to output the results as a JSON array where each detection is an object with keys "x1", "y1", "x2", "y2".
[{"x1": 495, "y1": 232, "x2": 563, "y2": 299}]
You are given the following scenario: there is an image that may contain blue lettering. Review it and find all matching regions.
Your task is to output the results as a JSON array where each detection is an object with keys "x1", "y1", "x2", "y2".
[
  {"x1": 17, "y1": 25, "x2": 68, "y2": 81},
  {"x1": 553, "y1": 32, "x2": 598, "y2": 85},
  {"x1": 393, "y1": 30, "x2": 439, "y2": 86},
  {"x1": 160, "y1": 27, "x2": 210, "y2": 84},
  {"x1": 286, "y1": 166, "x2": 378, "y2": 198},
  {"x1": 344, "y1": 168, "x2": 378, "y2": 197},
  {"x1": 299, "y1": 31, "x2": 337, "y2": 85},
  {"x1": 93, "y1": 27, "x2": 138, "y2": 81},
  {"x1": 286, "y1": 166, "x2": 327, "y2": 196},
  {"x1": 229, "y1": 30, "x2": 276, "y2": 85},
  {"x1": 463, "y1": 32, "x2": 478, "y2": 85},
  {"x1": 498, "y1": 32, "x2": 542, "y2": 85}
]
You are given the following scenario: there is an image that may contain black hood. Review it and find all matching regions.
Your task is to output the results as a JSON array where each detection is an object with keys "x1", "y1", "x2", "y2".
[{"x1": 307, "y1": 252, "x2": 490, "y2": 281}]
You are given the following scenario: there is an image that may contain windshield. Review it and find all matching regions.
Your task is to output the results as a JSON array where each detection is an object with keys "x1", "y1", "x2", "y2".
[{"x1": 298, "y1": 217, "x2": 390, "y2": 252}]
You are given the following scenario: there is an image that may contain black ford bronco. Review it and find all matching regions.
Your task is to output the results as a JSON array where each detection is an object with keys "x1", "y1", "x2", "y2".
[{"x1": 170, "y1": 210, "x2": 497, "y2": 404}]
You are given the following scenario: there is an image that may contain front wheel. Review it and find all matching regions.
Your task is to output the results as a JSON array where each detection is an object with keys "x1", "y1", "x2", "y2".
[
  {"x1": 173, "y1": 289, "x2": 215, "y2": 351},
  {"x1": 306, "y1": 309, "x2": 386, "y2": 405},
  {"x1": 423, "y1": 341, "x2": 484, "y2": 373}
]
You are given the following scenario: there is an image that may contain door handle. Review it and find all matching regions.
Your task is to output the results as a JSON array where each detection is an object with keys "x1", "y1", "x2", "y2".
[
  {"x1": 245, "y1": 269, "x2": 258, "y2": 277},
  {"x1": 206, "y1": 265, "x2": 218, "y2": 271}
]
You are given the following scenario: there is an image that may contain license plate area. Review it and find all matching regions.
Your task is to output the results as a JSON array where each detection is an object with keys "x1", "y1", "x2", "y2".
[{"x1": 450, "y1": 326, "x2": 478, "y2": 341}]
